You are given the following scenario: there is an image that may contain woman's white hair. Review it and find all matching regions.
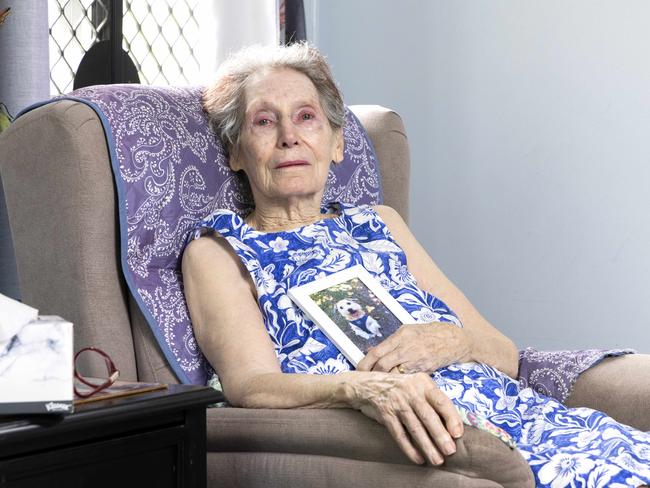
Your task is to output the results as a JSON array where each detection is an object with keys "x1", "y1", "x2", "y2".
[{"x1": 202, "y1": 42, "x2": 345, "y2": 156}]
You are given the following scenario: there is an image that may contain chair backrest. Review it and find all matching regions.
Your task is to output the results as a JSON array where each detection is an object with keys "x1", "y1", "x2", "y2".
[{"x1": 0, "y1": 95, "x2": 410, "y2": 382}]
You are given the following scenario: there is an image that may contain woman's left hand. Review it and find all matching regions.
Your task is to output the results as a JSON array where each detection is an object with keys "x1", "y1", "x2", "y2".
[{"x1": 356, "y1": 323, "x2": 472, "y2": 374}]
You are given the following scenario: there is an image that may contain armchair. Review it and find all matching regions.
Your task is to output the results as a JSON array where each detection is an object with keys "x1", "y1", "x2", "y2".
[{"x1": 5, "y1": 84, "x2": 641, "y2": 487}]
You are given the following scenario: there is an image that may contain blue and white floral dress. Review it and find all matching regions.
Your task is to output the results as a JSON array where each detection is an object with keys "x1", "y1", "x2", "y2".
[{"x1": 195, "y1": 202, "x2": 650, "y2": 487}]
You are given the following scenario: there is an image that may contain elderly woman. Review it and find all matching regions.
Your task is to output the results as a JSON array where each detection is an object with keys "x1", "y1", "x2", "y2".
[{"x1": 183, "y1": 43, "x2": 650, "y2": 486}]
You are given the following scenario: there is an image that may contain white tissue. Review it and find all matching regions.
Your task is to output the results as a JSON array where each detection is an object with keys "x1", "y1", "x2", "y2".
[{"x1": 0, "y1": 293, "x2": 39, "y2": 343}]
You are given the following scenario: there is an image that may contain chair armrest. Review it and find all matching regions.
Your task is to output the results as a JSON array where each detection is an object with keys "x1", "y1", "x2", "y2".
[
  {"x1": 208, "y1": 407, "x2": 534, "y2": 488},
  {"x1": 0, "y1": 100, "x2": 137, "y2": 379}
]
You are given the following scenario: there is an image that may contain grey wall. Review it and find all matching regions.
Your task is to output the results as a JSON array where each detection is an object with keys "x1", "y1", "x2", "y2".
[
  {"x1": 0, "y1": 0, "x2": 50, "y2": 301},
  {"x1": 309, "y1": 0, "x2": 650, "y2": 353}
]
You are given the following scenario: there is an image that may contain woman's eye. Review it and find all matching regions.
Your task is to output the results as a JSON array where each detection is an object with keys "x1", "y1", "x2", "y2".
[
  {"x1": 300, "y1": 112, "x2": 315, "y2": 121},
  {"x1": 256, "y1": 118, "x2": 272, "y2": 126}
]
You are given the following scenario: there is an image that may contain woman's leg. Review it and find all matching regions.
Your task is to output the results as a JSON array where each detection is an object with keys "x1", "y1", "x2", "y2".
[{"x1": 565, "y1": 353, "x2": 650, "y2": 430}]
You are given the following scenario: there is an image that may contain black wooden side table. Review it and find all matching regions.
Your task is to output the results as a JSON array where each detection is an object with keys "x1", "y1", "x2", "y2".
[{"x1": 0, "y1": 384, "x2": 221, "y2": 487}]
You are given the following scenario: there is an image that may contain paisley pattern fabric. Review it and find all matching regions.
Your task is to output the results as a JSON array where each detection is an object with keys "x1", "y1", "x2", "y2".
[
  {"x1": 44, "y1": 85, "x2": 384, "y2": 385},
  {"x1": 518, "y1": 346, "x2": 634, "y2": 403},
  {"x1": 196, "y1": 202, "x2": 650, "y2": 487}
]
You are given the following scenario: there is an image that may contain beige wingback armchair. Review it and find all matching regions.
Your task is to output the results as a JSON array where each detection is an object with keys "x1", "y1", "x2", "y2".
[{"x1": 0, "y1": 93, "x2": 539, "y2": 487}]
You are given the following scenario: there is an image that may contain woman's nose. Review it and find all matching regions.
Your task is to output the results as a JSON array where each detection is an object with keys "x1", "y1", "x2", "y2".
[{"x1": 277, "y1": 119, "x2": 299, "y2": 148}]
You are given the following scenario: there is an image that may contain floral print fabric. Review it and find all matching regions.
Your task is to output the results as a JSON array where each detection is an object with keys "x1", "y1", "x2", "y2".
[{"x1": 196, "y1": 202, "x2": 650, "y2": 487}]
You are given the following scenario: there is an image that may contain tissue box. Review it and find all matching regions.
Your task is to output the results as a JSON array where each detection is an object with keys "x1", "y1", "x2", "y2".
[{"x1": 0, "y1": 316, "x2": 74, "y2": 414}]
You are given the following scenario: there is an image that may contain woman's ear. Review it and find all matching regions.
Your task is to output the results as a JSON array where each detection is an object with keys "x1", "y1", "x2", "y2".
[
  {"x1": 229, "y1": 146, "x2": 243, "y2": 172},
  {"x1": 332, "y1": 128, "x2": 344, "y2": 164}
]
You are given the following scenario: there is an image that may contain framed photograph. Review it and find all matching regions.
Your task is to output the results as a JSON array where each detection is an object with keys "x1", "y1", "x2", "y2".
[{"x1": 288, "y1": 265, "x2": 413, "y2": 366}]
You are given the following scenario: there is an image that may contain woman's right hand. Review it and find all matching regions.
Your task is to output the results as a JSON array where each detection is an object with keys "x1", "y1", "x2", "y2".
[{"x1": 343, "y1": 371, "x2": 464, "y2": 465}]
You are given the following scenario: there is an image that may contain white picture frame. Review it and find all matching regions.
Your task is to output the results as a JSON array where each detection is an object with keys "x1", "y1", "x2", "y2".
[{"x1": 288, "y1": 265, "x2": 414, "y2": 366}]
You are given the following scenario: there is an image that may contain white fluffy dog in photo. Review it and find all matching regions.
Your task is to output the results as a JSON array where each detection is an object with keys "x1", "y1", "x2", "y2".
[{"x1": 336, "y1": 299, "x2": 383, "y2": 340}]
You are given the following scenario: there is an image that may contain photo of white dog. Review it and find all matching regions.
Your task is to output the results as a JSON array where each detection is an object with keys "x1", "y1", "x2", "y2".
[{"x1": 335, "y1": 299, "x2": 383, "y2": 340}]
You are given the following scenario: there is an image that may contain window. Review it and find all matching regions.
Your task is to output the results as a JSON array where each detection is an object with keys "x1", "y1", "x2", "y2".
[{"x1": 48, "y1": 0, "x2": 201, "y2": 95}]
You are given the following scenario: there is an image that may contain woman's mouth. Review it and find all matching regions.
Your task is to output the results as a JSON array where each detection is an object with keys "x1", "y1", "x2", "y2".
[{"x1": 276, "y1": 160, "x2": 309, "y2": 169}]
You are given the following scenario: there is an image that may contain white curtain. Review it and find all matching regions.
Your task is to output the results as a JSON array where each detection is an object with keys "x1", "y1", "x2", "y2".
[
  {"x1": 196, "y1": 0, "x2": 279, "y2": 84},
  {"x1": 0, "y1": 0, "x2": 50, "y2": 301}
]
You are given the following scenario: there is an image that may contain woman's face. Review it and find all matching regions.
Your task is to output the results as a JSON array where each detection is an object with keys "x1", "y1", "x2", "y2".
[{"x1": 231, "y1": 68, "x2": 344, "y2": 206}]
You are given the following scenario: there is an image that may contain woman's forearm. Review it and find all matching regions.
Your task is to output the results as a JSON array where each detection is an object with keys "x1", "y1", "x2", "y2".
[
  {"x1": 464, "y1": 325, "x2": 519, "y2": 378},
  {"x1": 231, "y1": 370, "x2": 358, "y2": 409}
]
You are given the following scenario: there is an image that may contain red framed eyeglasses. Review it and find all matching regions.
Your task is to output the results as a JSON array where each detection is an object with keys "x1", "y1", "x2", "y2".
[{"x1": 73, "y1": 347, "x2": 120, "y2": 398}]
